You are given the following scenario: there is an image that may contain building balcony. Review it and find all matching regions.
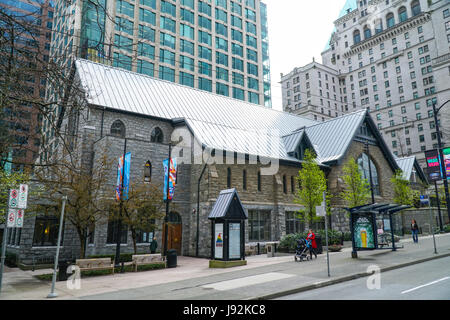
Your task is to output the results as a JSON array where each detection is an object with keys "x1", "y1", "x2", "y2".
[{"x1": 432, "y1": 53, "x2": 450, "y2": 67}]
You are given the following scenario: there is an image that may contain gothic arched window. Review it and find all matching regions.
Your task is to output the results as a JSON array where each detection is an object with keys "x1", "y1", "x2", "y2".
[
  {"x1": 110, "y1": 120, "x2": 126, "y2": 138},
  {"x1": 357, "y1": 153, "x2": 380, "y2": 196},
  {"x1": 151, "y1": 127, "x2": 164, "y2": 143}
]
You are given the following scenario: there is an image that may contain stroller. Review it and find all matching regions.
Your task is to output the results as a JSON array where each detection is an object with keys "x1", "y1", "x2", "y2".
[{"x1": 294, "y1": 238, "x2": 311, "y2": 262}]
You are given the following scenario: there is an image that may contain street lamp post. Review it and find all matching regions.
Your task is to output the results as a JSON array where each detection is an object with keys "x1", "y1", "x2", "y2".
[
  {"x1": 432, "y1": 100, "x2": 450, "y2": 224},
  {"x1": 163, "y1": 143, "x2": 172, "y2": 257}
]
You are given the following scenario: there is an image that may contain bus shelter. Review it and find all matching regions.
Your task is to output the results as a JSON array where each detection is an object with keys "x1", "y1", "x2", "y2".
[{"x1": 345, "y1": 203, "x2": 411, "y2": 258}]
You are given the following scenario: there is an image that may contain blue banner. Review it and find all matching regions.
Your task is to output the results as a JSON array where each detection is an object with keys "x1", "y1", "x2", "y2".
[
  {"x1": 163, "y1": 158, "x2": 177, "y2": 201},
  {"x1": 116, "y1": 152, "x2": 131, "y2": 201},
  {"x1": 123, "y1": 152, "x2": 131, "y2": 200}
]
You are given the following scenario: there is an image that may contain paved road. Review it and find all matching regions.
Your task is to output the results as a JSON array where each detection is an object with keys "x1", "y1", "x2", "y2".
[{"x1": 276, "y1": 256, "x2": 450, "y2": 300}]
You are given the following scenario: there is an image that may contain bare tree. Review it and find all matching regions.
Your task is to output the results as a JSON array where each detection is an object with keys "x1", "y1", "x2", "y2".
[
  {"x1": 106, "y1": 182, "x2": 165, "y2": 254},
  {"x1": 32, "y1": 146, "x2": 113, "y2": 258}
]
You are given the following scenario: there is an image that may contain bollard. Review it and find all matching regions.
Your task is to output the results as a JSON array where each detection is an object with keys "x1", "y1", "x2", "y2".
[{"x1": 257, "y1": 243, "x2": 260, "y2": 255}]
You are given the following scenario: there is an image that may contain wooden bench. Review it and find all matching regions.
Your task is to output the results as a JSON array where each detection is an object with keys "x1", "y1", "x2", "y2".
[
  {"x1": 76, "y1": 258, "x2": 115, "y2": 274},
  {"x1": 132, "y1": 254, "x2": 164, "y2": 272}
]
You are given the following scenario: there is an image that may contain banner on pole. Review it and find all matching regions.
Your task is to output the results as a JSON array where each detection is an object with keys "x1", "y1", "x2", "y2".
[
  {"x1": 115, "y1": 153, "x2": 131, "y2": 201},
  {"x1": 443, "y1": 148, "x2": 450, "y2": 179},
  {"x1": 424, "y1": 149, "x2": 442, "y2": 181},
  {"x1": 163, "y1": 158, "x2": 177, "y2": 201}
]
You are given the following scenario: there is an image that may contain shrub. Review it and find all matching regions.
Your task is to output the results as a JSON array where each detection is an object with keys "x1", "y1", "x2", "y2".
[{"x1": 444, "y1": 224, "x2": 450, "y2": 233}]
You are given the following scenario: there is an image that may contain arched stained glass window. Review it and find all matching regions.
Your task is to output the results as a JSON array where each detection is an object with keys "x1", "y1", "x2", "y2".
[{"x1": 357, "y1": 153, "x2": 380, "y2": 196}]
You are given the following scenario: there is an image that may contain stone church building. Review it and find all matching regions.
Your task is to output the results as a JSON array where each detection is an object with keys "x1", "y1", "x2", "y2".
[{"x1": 6, "y1": 59, "x2": 419, "y2": 264}]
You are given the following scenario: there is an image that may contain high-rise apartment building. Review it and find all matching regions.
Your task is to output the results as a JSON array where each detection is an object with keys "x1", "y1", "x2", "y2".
[
  {"x1": 281, "y1": 0, "x2": 450, "y2": 166},
  {"x1": 48, "y1": 0, "x2": 272, "y2": 107},
  {"x1": 0, "y1": 0, "x2": 54, "y2": 171}
]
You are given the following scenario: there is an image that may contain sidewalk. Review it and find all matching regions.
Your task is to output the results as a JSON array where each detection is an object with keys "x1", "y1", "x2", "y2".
[{"x1": 1, "y1": 233, "x2": 449, "y2": 300}]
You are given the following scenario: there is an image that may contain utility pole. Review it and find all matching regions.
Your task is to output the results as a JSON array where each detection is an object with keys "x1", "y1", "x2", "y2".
[
  {"x1": 47, "y1": 196, "x2": 67, "y2": 298},
  {"x1": 432, "y1": 100, "x2": 450, "y2": 224}
]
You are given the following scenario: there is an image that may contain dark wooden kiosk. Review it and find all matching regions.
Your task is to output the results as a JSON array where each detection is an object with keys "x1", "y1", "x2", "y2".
[{"x1": 208, "y1": 188, "x2": 248, "y2": 268}]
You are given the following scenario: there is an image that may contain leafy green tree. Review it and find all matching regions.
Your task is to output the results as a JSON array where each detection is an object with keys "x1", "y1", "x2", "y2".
[
  {"x1": 340, "y1": 158, "x2": 371, "y2": 208},
  {"x1": 391, "y1": 170, "x2": 416, "y2": 206},
  {"x1": 294, "y1": 149, "x2": 327, "y2": 228}
]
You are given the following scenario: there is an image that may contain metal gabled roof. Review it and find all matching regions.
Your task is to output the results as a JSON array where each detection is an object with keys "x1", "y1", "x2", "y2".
[
  {"x1": 395, "y1": 156, "x2": 416, "y2": 180},
  {"x1": 282, "y1": 128, "x2": 305, "y2": 155},
  {"x1": 74, "y1": 60, "x2": 389, "y2": 168},
  {"x1": 208, "y1": 188, "x2": 247, "y2": 220},
  {"x1": 75, "y1": 59, "x2": 318, "y2": 162},
  {"x1": 395, "y1": 155, "x2": 428, "y2": 184},
  {"x1": 305, "y1": 110, "x2": 367, "y2": 164}
]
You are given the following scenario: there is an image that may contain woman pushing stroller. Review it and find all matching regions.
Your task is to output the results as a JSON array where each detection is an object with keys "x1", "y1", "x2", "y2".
[{"x1": 306, "y1": 229, "x2": 318, "y2": 259}]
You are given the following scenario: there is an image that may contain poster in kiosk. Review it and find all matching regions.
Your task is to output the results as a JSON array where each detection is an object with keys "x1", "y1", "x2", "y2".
[{"x1": 208, "y1": 189, "x2": 247, "y2": 264}]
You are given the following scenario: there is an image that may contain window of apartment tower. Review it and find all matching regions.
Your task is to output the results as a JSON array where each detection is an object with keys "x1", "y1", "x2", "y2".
[
  {"x1": 243, "y1": 170, "x2": 247, "y2": 190},
  {"x1": 399, "y1": 6, "x2": 407, "y2": 22},
  {"x1": 353, "y1": 29, "x2": 361, "y2": 44},
  {"x1": 411, "y1": 0, "x2": 421, "y2": 16},
  {"x1": 386, "y1": 13, "x2": 395, "y2": 28},
  {"x1": 248, "y1": 210, "x2": 271, "y2": 241}
]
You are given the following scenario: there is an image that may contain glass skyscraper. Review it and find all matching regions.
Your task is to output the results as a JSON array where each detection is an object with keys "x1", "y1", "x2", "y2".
[{"x1": 49, "y1": 0, "x2": 272, "y2": 107}]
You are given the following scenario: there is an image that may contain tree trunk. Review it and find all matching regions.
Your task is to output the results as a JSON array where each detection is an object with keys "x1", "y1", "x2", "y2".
[
  {"x1": 76, "y1": 227, "x2": 86, "y2": 259},
  {"x1": 131, "y1": 228, "x2": 137, "y2": 254}
]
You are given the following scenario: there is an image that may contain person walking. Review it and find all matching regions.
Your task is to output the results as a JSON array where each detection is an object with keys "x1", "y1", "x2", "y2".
[
  {"x1": 150, "y1": 237, "x2": 158, "y2": 254},
  {"x1": 306, "y1": 229, "x2": 317, "y2": 259},
  {"x1": 411, "y1": 219, "x2": 419, "y2": 243}
]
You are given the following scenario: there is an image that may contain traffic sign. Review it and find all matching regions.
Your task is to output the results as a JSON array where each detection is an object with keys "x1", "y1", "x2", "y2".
[
  {"x1": 18, "y1": 184, "x2": 28, "y2": 209},
  {"x1": 7, "y1": 209, "x2": 17, "y2": 228},
  {"x1": 15, "y1": 209, "x2": 24, "y2": 228},
  {"x1": 420, "y1": 195, "x2": 429, "y2": 205},
  {"x1": 8, "y1": 189, "x2": 19, "y2": 208},
  {"x1": 316, "y1": 201, "x2": 326, "y2": 217}
]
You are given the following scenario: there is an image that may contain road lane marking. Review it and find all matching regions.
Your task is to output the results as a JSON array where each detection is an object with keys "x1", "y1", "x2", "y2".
[
  {"x1": 201, "y1": 273, "x2": 295, "y2": 291},
  {"x1": 401, "y1": 277, "x2": 450, "y2": 294}
]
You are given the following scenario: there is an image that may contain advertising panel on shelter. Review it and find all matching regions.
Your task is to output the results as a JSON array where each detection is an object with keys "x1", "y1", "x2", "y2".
[{"x1": 352, "y1": 213, "x2": 376, "y2": 250}]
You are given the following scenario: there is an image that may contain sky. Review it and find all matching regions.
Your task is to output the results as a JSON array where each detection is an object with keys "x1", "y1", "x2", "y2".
[{"x1": 264, "y1": 0, "x2": 349, "y2": 110}]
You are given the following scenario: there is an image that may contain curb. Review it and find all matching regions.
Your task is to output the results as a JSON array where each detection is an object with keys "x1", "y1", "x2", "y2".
[{"x1": 249, "y1": 252, "x2": 450, "y2": 300}]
